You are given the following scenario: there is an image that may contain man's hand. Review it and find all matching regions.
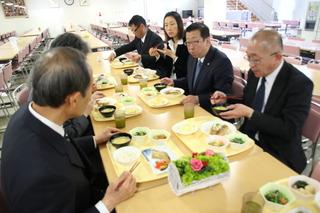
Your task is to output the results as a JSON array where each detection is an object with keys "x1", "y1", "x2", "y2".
[
  {"x1": 160, "y1": 77, "x2": 174, "y2": 86},
  {"x1": 219, "y1": 104, "x2": 254, "y2": 119},
  {"x1": 181, "y1": 95, "x2": 199, "y2": 105},
  {"x1": 128, "y1": 53, "x2": 141, "y2": 63},
  {"x1": 108, "y1": 52, "x2": 116, "y2": 61},
  {"x1": 102, "y1": 171, "x2": 137, "y2": 212},
  {"x1": 94, "y1": 127, "x2": 121, "y2": 144},
  {"x1": 149, "y1": 47, "x2": 160, "y2": 58},
  {"x1": 210, "y1": 91, "x2": 227, "y2": 105}
]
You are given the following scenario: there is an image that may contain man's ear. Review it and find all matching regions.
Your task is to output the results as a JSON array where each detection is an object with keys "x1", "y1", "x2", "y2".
[{"x1": 64, "y1": 92, "x2": 81, "y2": 108}]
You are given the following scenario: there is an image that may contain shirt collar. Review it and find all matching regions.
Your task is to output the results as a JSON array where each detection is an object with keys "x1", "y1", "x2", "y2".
[
  {"x1": 265, "y1": 59, "x2": 284, "y2": 83},
  {"x1": 198, "y1": 57, "x2": 205, "y2": 63},
  {"x1": 141, "y1": 31, "x2": 147, "y2": 43},
  {"x1": 168, "y1": 39, "x2": 184, "y2": 50},
  {"x1": 28, "y1": 102, "x2": 65, "y2": 137}
]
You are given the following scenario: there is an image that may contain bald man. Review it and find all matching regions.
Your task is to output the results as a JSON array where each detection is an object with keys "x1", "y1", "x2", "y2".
[{"x1": 212, "y1": 29, "x2": 313, "y2": 173}]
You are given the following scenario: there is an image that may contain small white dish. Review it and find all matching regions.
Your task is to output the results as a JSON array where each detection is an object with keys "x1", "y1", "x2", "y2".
[
  {"x1": 113, "y1": 146, "x2": 141, "y2": 165},
  {"x1": 288, "y1": 175, "x2": 320, "y2": 200},
  {"x1": 160, "y1": 87, "x2": 184, "y2": 99},
  {"x1": 201, "y1": 120, "x2": 236, "y2": 136},
  {"x1": 129, "y1": 127, "x2": 150, "y2": 142},
  {"x1": 172, "y1": 121, "x2": 198, "y2": 135},
  {"x1": 206, "y1": 135, "x2": 229, "y2": 150}
]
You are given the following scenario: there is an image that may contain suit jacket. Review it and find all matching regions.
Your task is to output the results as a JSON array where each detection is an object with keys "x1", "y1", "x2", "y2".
[
  {"x1": 174, "y1": 46, "x2": 234, "y2": 112},
  {"x1": 1, "y1": 105, "x2": 101, "y2": 213},
  {"x1": 241, "y1": 61, "x2": 313, "y2": 173},
  {"x1": 115, "y1": 29, "x2": 168, "y2": 78},
  {"x1": 155, "y1": 39, "x2": 189, "y2": 78}
]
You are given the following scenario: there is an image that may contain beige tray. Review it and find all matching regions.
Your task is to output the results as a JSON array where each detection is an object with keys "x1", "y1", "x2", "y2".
[
  {"x1": 110, "y1": 60, "x2": 138, "y2": 69},
  {"x1": 172, "y1": 116, "x2": 255, "y2": 156},
  {"x1": 262, "y1": 179, "x2": 320, "y2": 213},
  {"x1": 128, "y1": 74, "x2": 159, "y2": 83},
  {"x1": 91, "y1": 104, "x2": 143, "y2": 121},
  {"x1": 106, "y1": 137, "x2": 184, "y2": 183},
  {"x1": 94, "y1": 75, "x2": 116, "y2": 90},
  {"x1": 138, "y1": 93, "x2": 185, "y2": 108}
]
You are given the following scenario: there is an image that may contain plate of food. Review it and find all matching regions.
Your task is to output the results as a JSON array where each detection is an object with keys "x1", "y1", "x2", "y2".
[
  {"x1": 113, "y1": 146, "x2": 141, "y2": 165},
  {"x1": 160, "y1": 87, "x2": 184, "y2": 99},
  {"x1": 123, "y1": 105, "x2": 143, "y2": 116},
  {"x1": 140, "y1": 87, "x2": 158, "y2": 98},
  {"x1": 201, "y1": 120, "x2": 236, "y2": 136},
  {"x1": 111, "y1": 57, "x2": 137, "y2": 69},
  {"x1": 226, "y1": 132, "x2": 249, "y2": 149},
  {"x1": 142, "y1": 145, "x2": 177, "y2": 175},
  {"x1": 95, "y1": 75, "x2": 116, "y2": 90},
  {"x1": 206, "y1": 135, "x2": 229, "y2": 150},
  {"x1": 172, "y1": 121, "x2": 198, "y2": 135},
  {"x1": 288, "y1": 175, "x2": 320, "y2": 200},
  {"x1": 95, "y1": 97, "x2": 117, "y2": 108}
]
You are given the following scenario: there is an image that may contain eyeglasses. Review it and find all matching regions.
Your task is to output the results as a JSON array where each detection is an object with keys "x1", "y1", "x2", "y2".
[
  {"x1": 130, "y1": 24, "x2": 141, "y2": 33},
  {"x1": 184, "y1": 39, "x2": 202, "y2": 46},
  {"x1": 244, "y1": 52, "x2": 280, "y2": 64}
]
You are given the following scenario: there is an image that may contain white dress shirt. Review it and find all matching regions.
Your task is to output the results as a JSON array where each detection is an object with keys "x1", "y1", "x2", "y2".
[{"x1": 28, "y1": 103, "x2": 109, "y2": 213}]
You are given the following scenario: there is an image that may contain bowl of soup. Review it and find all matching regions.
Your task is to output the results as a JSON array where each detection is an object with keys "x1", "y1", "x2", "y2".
[
  {"x1": 123, "y1": 68, "x2": 134, "y2": 76},
  {"x1": 98, "y1": 105, "x2": 116, "y2": 117},
  {"x1": 212, "y1": 103, "x2": 229, "y2": 117},
  {"x1": 110, "y1": 133, "x2": 132, "y2": 148},
  {"x1": 154, "y1": 83, "x2": 167, "y2": 92}
]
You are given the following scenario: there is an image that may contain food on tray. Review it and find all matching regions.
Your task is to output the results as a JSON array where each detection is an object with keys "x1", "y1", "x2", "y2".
[
  {"x1": 164, "y1": 89, "x2": 182, "y2": 95},
  {"x1": 112, "y1": 136, "x2": 131, "y2": 145},
  {"x1": 210, "y1": 123, "x2": 229, "y2": 135},
  {"x1": 213, "y1": 106, "x2": 227, "y2": 111},
  {"x1": 264, "y1": 190, "x2": 289, "y2": 205},
  {"x1": 230, "y1": 137, "x2": 245, "y2": 144},
  {"x1": 100, "y1": 108, "x2": 114, "y2": 113},
  {"x1": 149, "y1": 97, "x2": 168, "y2": 106},
  {"x1": 133, "y1": 74, "x2": 143, "y2": 79},
  {"x1": 208, "y1": 140, "x2": 225, "y2": 147},
  {"x1": 152, "y1": 150, "x2": 171, "y2": 170},
  {"x1": 153, "y1": 134, "x2": 168, "y2": 140},
  {"x1": 133, "y1": 130, "x2": 147, "y2": 136},
  {"x1": 292, "y1": 180, "x2": 316, "y2": 195}
]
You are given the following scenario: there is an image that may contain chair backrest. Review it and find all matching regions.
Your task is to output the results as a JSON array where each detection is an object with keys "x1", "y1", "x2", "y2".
[
  {"x1": 315, "y1": 51, "x2": 320, "y2": 61},
  {"x1": 2, "y1": 62, "x2": 12, "y2": 83},
  {"x1": 283, "y1": 45, "x2": 300, "y2": 57},
  {"x1": 302, "y1": 102, "x2": 320, "y2": 144},
  {"x1": 13, "y1": 84, "x2": 30, "y2": 106},
  {"x1": 0, "y1": 161, "x2": 9, "y2": 213},
  {"x1": 311, "y1": 161, "x2": 320, "y2": 181},
  {"x1": 232, "y1": 76, "x2": 245, "y2": 97}
]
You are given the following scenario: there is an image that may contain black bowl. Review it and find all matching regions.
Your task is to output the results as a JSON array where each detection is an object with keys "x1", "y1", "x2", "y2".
[
  {"x1": 211, "y1": 103, "x2": 229, "y2": 116},
  {"x1": 154, "y1": 83, "x2": 167, "y2": 92},
  {"x1": 123, "y1": 68, "x2": 134, "y2": 76},
  {"x1": 118, "y1": 57, "x2": 127, "y2": 62},
  {"x1": 110, "y1": 132, "x2": 132, "y2": 148},
  {"x1": 98, "y1": 105, "x2": 116, "y2": 118}
]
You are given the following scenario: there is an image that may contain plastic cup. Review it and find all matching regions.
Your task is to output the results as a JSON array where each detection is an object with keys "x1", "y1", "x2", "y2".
[
  {"x1": 114, "y1": 109, "x2": 126, "y2": 129},
  {"x1": 114, "y1": 83, "x2": 123, "y2": 93},
  {"x1": 241, "y1": 192, "x2": 264, "y2": 213},
  {"x1": 184, "y1": 102, "x2": 195, "y2": 119},
  {"x1": 120, "y1": 73, "x2": 128, "y2": 85},
  {"x1": 139, "y1": 78, "x2": 148, "y2": 89}
]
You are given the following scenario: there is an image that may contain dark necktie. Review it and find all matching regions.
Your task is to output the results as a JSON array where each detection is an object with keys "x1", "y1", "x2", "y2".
[
  {"x1": 252, "y1": 77, "x2": 266, "y2": 112},
  {"x1": 193, "y1": 60, "x2": 202, "y2": 88}
]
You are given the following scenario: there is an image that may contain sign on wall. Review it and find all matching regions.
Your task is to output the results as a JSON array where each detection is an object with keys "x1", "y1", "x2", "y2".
[{"x1": 1, "y1": 0, "x2": 28, "y2": 17}]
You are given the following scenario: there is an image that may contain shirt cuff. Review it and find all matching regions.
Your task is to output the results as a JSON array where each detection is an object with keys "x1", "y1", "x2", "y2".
[
  {"x1": 155, "y1": 55, "x2": 160, "y2": 61},
  {"x1": 95, "y1": 201, "x2": 110, "y2": 213},
  {"x1": 173, "y1": 56, "x2": 178, "y2": 64},
  {"x1": 92, "y1": 136, "x2": 97, "y2": 148}
]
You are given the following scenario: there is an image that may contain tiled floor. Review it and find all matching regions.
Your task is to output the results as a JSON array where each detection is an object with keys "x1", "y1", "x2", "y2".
[{"x1": 0, "y1": 108, "x2": 319, "y2": 176}]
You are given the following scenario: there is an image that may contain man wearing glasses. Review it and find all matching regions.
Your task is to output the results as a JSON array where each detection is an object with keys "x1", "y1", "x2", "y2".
[
  {"x1": 161, "y1": 22, "x2": 234, "y2": 113},
  {"x1": 211, "y1": 29, "x2": 313, "y2": 173},
  {"x1": 108, "y1": 15, "x2": 170, "y2": 78}
]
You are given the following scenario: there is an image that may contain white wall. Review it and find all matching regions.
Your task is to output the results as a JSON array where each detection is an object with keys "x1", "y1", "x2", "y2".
[
  {"x1": 0, "y1": 0, "x2": 197, "y2": 37},
  {"x1": 203, "y1": 0, "x2": 226, "y2": 29}
]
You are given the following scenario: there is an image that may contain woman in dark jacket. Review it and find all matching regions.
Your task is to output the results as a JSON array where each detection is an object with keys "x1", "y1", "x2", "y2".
[{"x1": 149, "y1": 11, "x2": 189, "y2": 79}]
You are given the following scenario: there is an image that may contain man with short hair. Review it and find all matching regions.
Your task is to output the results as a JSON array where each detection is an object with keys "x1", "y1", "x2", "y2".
[
  {"x1": 108, "y1": 15, "x2": 170, "y2": 77},
  {"x1": 162, "y1": 23, "x2": 234, "y2": 113},
  {"x1": 1, "y1": 47, "x2": 136, "y2": 213},
  {"x1": 212, "y1": 29, "x2": 313, "y2": 173}
]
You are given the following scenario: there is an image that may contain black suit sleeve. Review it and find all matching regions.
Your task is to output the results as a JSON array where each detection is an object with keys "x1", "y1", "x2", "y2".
[
  {"x1": 13, "y1": 171, "x2": 99, "y2": 213},
  {"x1": 140, "y1": 35, "x2": 163, "y2": 68},
  {"x1": 248, "y1": 73, "x2": 313, "y2": 141},
  {"x1": 64, "y1": 116, "x2": 90, "y2": 138},
  {"x1": 114, "y1": 38, "x2": 138, "y2": 56}
]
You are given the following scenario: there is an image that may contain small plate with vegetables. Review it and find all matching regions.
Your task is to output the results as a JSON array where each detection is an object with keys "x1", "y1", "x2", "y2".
[{"x1": 226, "y1": 132, "x2": 249, "y2": 149}]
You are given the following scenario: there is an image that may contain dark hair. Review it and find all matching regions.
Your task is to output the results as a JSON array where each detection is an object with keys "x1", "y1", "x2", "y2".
[
  {"x1": 128, "y1": 15, "x2": 146, "y2": 27},
  {"x1": 185, "y1": 23, "x2": 210, "y2": 39},
  {"x1": 163, "y1": 11, "x2": 184, "y2": 41},
  {"x1": 50, "y1": 32, "x2": 90, "y2": 55},
  {"x1": 32, "y1": 47, "x2": 91, "y2": 107}
]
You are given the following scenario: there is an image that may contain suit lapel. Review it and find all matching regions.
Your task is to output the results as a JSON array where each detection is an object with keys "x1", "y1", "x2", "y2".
[
  {"x1": 264, "y1": 63, "x2": 288, "y2": 112},
  {"x1": 140, "y1": 30, "x2": 151, "y2": 53},
  {"x1": 188, "y1": 58, "x2": 197, "y2": 93},
  {"x1": 246, "y1": 71, "x2": 260, "y2": 106},
  {"x1": 26, "y1": 108, "x2": 85, "y2": 169}
]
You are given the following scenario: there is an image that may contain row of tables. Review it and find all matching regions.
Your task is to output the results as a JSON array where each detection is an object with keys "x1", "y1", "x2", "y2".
[{"x1": 87, "y1": 51, "x2": 300, "y2": 212}]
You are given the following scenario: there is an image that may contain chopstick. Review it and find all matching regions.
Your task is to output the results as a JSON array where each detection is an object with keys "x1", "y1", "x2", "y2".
[
  {"x1": 115, "y1": 161, "x2": 140, "y2": 191},
  {"x1": 210, "y1": 96, "x2": 243, "y2": 101}
]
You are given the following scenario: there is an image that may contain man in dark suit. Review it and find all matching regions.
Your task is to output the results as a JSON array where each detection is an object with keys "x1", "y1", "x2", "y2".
[
  {"x1": 212, "y1": 29, "x2": 313, "y2": 173},
  {"x1": 1, "y1": 47, "x2": 136, "y2": 213},
  {"x1": 108, "y1": 15, "x2": 170, "y2": 77},
  {"x1": 162, "y1": 23, "x2": 234, "y2": 113}
]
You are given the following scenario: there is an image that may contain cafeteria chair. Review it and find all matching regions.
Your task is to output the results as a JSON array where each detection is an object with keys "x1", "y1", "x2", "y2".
[
  {"x1": 311, "y1": 161, "x2": 320, "y2": 181},
  {"x1": 287, "y1": 36, "x2": 305, "y2": 41},
  {"x1": 315, "y1": 51, "x2": 320, "y2": 61},
  {"x1": 301, "y1": 101, "x2": 320, "y2": 175},
  {"x1": 307, "y1": 59, "x2": 320, "y2": 70},
  {"x1": 0, "y1": 161, "x2": 9, "y2": 213},
  {"x1": 283, "y1": 45, "x2": 300, "y2": 57},
  {"x1": 232, "y1": 76, "x2": 246, "y2": 97},
  {"x1": 12, "y1": 84, "x2": 29, "y2": 107},
  {"x1": 283, "y1": 55, "x2": 303, "y2": 65}
]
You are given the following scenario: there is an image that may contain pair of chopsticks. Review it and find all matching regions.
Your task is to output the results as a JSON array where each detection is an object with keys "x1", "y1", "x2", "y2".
[
  {"x1": 115, "y1": 161, "x2": 140, "y2": 191},
  {"x1": 210, "y1": 95, "x2": 243, "y2": 101}
]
